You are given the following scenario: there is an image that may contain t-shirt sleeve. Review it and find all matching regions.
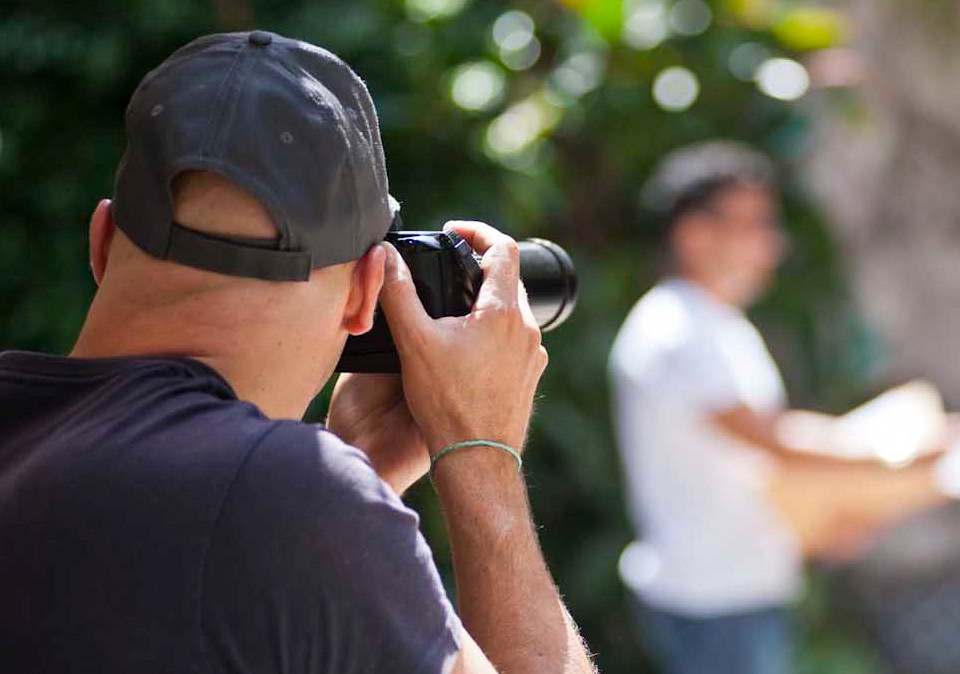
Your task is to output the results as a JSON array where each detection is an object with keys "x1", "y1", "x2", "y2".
[
  {"x1": 663, "y1": 331, "x2": 744, "y2": 414},
  {"x1": 200, "y1": 421, "x2": 462, "y2": 674}
]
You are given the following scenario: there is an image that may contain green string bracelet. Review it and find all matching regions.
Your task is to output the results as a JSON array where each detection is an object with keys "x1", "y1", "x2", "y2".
[{"x1": 429, "y1": 440, "x2": 523, "y2": 482}]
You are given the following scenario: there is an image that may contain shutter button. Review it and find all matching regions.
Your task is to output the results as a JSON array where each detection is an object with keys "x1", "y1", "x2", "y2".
[{"x1": 248, "y1": 31, "x2": 273, "y2": 47}]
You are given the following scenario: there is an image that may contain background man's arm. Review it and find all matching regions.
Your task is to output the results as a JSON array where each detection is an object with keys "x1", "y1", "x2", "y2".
[
  {"x1": 714, "y1": 403, "x2": 952, "y2": 467},
  {"x1": 713, "y1": 405, "x2": 948, "y2": 559},
  {"x1": 712, "y1": 405, "x2": 848, "y2": 467}
]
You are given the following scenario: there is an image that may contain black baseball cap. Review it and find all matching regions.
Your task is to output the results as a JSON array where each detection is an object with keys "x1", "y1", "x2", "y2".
[{"x1": 112, "y1": 30, "x2": 396, "y2": 282}]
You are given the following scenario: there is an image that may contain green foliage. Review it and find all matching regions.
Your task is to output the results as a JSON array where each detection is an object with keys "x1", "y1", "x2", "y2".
[
  {"x1": 0, "y1": 0, "x2": 876, "y2": 671},
  {"x1": 772, "y1": 6, "x2": 847, "y2": 51}
]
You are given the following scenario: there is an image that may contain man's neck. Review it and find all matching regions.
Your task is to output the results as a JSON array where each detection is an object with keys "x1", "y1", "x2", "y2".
[
  {"x1": 72, "y1": 292, "x2": 330, "y2": 420},
  {"x1": 676, "y1": 272, "x2": 748, "y2": 309}
]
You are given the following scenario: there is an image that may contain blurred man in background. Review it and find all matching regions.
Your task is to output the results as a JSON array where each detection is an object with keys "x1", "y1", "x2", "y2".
[{"x1": 608, "y1": 141, "x2": 948, "y2": 674}]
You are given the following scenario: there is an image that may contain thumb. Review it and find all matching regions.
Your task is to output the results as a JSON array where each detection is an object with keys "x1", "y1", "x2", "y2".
[{"x1": 378, "y1": 243, "x2": 431, "y2": 340}]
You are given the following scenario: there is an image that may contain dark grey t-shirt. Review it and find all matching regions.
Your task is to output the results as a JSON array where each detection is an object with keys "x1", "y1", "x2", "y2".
[{"x1": 0, "y1": 351, "x2": 461, "y2": 673}]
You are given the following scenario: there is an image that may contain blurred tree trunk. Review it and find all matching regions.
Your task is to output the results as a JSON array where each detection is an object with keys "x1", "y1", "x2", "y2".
[{"x1": 807, "y1": 1, "x2": 960, "y2": 405}]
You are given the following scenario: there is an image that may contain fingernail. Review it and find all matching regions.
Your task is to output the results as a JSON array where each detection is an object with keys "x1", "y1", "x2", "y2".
[{"x1": 381, "y1": 242, "x2": 399, "y2": 280}]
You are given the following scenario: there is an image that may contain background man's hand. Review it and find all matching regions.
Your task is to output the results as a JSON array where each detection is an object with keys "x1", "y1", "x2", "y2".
[{"x1": 327, "y1": 373, "x2": 429, "y2": 495}]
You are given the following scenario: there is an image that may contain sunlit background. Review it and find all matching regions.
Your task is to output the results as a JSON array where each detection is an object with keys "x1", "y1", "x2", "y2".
[{"x1": 7, "y1": 0, "x2": 960, "y2": 671}]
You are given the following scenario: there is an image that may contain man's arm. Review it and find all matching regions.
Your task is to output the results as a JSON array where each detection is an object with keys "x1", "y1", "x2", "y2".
[
  {"x1": 452, "y1": 631, "x2": 499, "y2": 674},
  {"x1": 437, "y1": 450, "x2": 593, "y2": 674},
  {"x1": 378, "y1": 221, "x2": 596, "y2": 674},
  {"x1": 715, "y1": 405, "x2": 949, "y2": 559},
  {"x1": 711, "y1": 404, "x2": 943, "y2": 468},
  {"x1": 712, "y1": 405, "x2": 851, "y2": 467},
  {"x1": 327, "y1": 373, "x2": 429, "y2": 496}
]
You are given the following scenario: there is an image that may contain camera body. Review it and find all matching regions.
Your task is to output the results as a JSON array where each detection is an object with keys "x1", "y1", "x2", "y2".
[
  {"x1": 335, "y1": 229, "x2": 577, "y2": 373},
  {"x1": 336, "y1": 230, "x2": 481, "y2": 373}
]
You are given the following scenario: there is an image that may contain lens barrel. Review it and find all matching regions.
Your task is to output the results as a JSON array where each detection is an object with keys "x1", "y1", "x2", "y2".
[{"x1": 519, "y1": 239, "x2": 578, "y2": 332}]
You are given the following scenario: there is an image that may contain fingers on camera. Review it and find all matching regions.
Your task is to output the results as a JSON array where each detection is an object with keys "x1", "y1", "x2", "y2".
[
  {"x1": 380, "y1": 243, "x2": 430, "y2": 332},
  {"x1": 443, "y1": 221, "x2": 524, "y2": 309},
  {"x1": 443, "y1": 220, "x2": 504, "y2": 254},
  {"x1": 537, "y1": 346, "x2": 549, "y2": 373},
  {"x1": 477, "y1": 251, "x2": 521, "y2": 309}
]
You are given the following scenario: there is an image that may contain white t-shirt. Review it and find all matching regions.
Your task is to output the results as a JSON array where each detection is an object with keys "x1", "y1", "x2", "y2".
[{"x1": 609, "y1": 278, "x2": 802, "y2": 617}]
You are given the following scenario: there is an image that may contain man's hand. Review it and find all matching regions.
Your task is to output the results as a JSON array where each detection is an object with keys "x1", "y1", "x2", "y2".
[
  {"x1": 327, "y1": 373, "x2": 429, "y2": 495},
  {"x1": 377, "y1": 221, "x2": 595, "y2": 674},
  {"x1": 379, "y1": 221, "x2": 548, "y2": 458}
]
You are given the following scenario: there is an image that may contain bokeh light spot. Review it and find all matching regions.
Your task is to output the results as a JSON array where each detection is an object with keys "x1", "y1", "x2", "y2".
[
  {"x1": 501, "y1": 38, "x2": 541, "y2": 71},
  {"x1": 450, "y1": 61, "x2": 506, "y2": 112},
  {"x1": 484, "y1": 94, "x2": 560, "y2": 162},
  {"x1": 622, "y1": 0, "x2": 669, "y2": 51},
  {"x1": 728, "y1": 42, "x2": 769, "y2": 81},
  {"x1": 486, "y1": 102, "x2": 543, "y2": 158},
  {"x1": 669, "y1": 0, "x2": 712, "y2": 37},
  {"x1": 550, "y1": 52, "x2": 605, "y2": 99},
  {"x1": 756, "y1": 57, "x2": 810, "y2": 100},
  {"x1": 404, "y1": 0, "x2": 469, "y2": 23},
  {"x1": 652, "y1": 66, "x2": 699, "y2": 112},
  {"x1": 493, "y1": 10, "x2": 535, "y2": 51},
  {"x1": 493, "y1": 10, "x2": 540, "y2": 71}
]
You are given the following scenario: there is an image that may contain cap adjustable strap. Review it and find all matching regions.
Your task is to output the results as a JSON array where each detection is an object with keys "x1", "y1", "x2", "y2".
[{"x1": 166, "y1": 221, "x2": 312, "y2": 282}]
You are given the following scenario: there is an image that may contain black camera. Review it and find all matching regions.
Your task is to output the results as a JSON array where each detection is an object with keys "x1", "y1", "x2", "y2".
[{"x1": 335, "y1": 229, "x2": 578, "y2": 373}]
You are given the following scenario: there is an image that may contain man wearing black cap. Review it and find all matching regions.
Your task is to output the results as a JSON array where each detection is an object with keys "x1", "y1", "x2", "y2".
[{"x1": 0, "y1": 32, "x2": 595, "y2": 674}]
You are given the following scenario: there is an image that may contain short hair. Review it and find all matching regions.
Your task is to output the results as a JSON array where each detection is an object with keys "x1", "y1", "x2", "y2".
[{"x1": 642, "y1": 141, "x2": 777, "y2": 228}]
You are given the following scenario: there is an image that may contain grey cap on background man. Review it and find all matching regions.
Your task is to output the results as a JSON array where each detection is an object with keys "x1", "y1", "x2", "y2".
[{"x1": 112, "y1": 30, "x2": 395, "y2": 282}]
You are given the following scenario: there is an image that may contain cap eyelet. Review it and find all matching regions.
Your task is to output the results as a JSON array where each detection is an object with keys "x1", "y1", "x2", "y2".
[
  {"x1": 280, "y1": 131, "x2": 294, "y2": 145},
  {"x1": 249, "y1": 31, "x2": 273, "y2": 47},
  {"x1": 150, "y1": 104, "x2": 164, "y2": 117}
]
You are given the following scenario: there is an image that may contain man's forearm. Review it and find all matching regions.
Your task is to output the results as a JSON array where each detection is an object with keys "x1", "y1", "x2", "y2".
[
  {"x1": 715, "y1": 406, "x2": 881, "y2": 467},
  {"x1": 433, "y1": 448, "x2": 595, "y2": 674}
]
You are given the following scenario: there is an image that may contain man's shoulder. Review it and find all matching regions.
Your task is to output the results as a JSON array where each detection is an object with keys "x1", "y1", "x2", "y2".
[
  {"x1": 611, "y1": 280, "x2": 706, "y2": 369},
  {"x1": 203, "y1": 421, "x2": 426, "y2": 612},
  {"x1": 213, "y1": 420, "x2": 414, "y2": 558},
  {"x1": 201, "y1": 427, "x2": 460, "y2": 674}
]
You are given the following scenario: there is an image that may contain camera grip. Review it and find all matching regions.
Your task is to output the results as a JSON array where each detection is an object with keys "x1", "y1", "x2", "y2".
[{"x1": 335, "y1": 231, "x2": 480, "y2": 373}]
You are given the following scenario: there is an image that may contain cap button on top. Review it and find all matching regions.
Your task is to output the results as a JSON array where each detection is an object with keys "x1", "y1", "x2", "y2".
[{"x1": 248, "y1": 31, "x2": 273, "y2": 47}]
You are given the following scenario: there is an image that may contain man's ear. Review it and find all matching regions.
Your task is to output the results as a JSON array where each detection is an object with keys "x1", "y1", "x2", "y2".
[
  {"x1": 89, "y1": 199, "x2": 115, "y2": 286},
  {"x1": 342, "y1": 244, "x2": 386, "y2": 336}
]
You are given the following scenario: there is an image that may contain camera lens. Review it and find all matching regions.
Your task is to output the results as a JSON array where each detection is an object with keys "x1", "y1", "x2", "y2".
[{"x1": 519, "y1": 239, "x2": 578, "y2": 332}]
